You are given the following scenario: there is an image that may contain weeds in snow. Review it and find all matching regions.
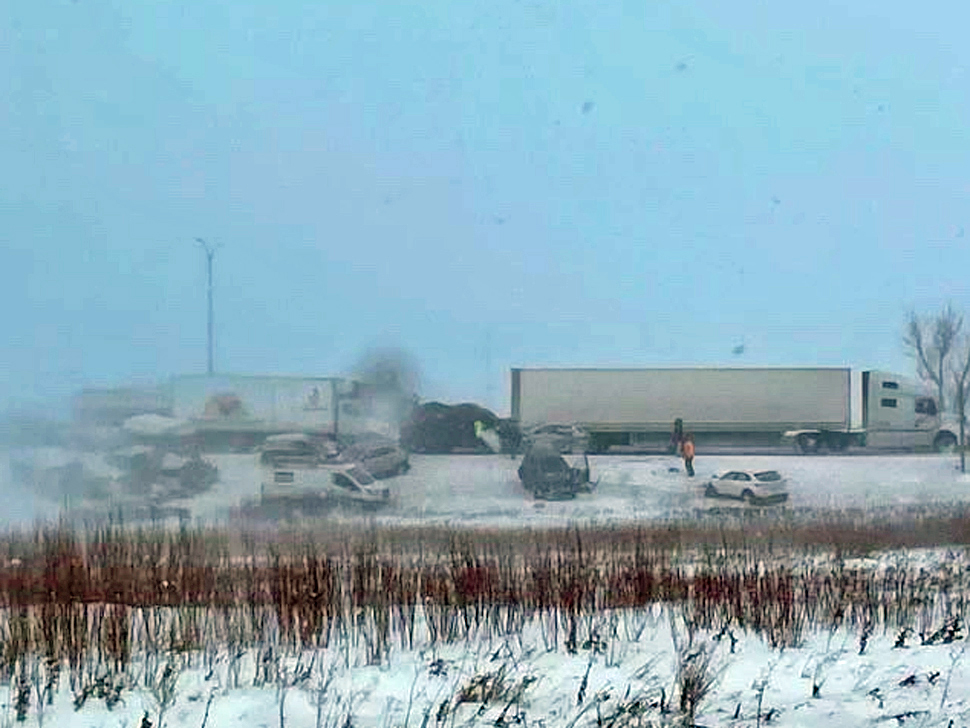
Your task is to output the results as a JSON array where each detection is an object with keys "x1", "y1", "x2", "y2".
[{"x1": 0, "y1": 518, "x2": 964, "y2": 722}]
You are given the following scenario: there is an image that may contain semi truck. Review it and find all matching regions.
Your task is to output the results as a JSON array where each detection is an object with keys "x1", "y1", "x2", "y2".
[{"x1": 510, "y1": 367, "x2": 960, "y2": 453}]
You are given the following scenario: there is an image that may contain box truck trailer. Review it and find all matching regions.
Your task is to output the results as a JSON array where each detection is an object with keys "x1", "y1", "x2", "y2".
[{"x1": 510, "y1": 367, "x2": 960, "y2": 453}]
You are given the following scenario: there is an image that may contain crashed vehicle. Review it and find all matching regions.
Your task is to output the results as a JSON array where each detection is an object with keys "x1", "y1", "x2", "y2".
[
  {"x1": 260, "y1": 463, "x2": 390, "y2": 514},
  {"x1": 107, "y1": 445, "x2": 218, "y2": 501},
  {"x1": 153, "y1": 452, "x2": 219, "y2": 500},
  {"x1": 517, "y1": 439, "x2": 595, "y2": 500},
  {"x1": 10, "y1": 449, "x2": 115, "y2": 501},
  {"x1": 336, "y1": 441, "x2": 410, "y2": 478},
  {"x1": 401, "y1": 402, "x2": 521, "y2": 453},
  {"x1": 522, "y1": 423, "x2": 591, "y2": 454},
  {"x1": 259, "y1": 432, "x2": 339, "y2": 468}
]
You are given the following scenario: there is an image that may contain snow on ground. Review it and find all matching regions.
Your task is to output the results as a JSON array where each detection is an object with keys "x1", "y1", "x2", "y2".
[{"x1": 10, "y1": 600, "x2": 970, "y2": 727}]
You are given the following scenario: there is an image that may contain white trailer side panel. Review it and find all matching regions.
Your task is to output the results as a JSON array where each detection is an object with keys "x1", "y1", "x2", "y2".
[
  {"x1": 512, "y1": 368, "x2": 850, "y2": 432},
  {"x1": 169, "y1": 375, "x2": 341, "y2": 429}
]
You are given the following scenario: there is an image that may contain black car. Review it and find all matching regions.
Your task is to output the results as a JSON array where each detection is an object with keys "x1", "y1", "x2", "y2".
[{"x1": 517, "y1": 439, "x2": 594, "y2": 500}]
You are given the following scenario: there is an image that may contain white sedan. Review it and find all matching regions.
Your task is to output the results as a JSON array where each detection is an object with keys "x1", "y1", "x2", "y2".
[{"x1": 704, "y1": 469, "x2": 789, "y2": 505}]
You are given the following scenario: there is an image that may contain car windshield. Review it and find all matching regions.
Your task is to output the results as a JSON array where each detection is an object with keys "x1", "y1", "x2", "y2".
[{"x1": 331, "y1": 472, "x2": 357, "y2": 490}]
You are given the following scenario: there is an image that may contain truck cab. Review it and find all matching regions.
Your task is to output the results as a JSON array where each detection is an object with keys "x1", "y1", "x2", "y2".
[{"x1": 861, "y1": 371, "x2": 954, "y2": 450}]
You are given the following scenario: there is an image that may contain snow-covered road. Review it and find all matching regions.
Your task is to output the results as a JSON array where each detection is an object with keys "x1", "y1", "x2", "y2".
[
  {"x1": 204, "y1": 452, "x2": 970, "y2": 526},
  {"x1": 4, "y1": 451, "x2": 970, "y2": 527}
]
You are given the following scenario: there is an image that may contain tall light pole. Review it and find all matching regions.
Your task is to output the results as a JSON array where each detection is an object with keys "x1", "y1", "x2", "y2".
[{"x1": 195, "y1": 238, "x2": 219, "y2": 375}]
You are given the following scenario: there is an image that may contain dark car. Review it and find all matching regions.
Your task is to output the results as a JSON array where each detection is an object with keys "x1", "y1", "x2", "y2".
[{"x1": 517, "y1": 439, "x2": 595, "y2": 500}]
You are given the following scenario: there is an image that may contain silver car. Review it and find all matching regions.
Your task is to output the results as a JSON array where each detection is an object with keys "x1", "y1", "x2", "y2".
[
  {"x1": 338, "y1": 442, "x2": 410, "y2": 478},
  {"x1": 704, "y1": 470, "x2": 789, "y2": 505},
  {"x1": 523, "y1": 424, "x2": 590, "y2": 454},
  {"x1": 259, "y1": 433, "x2": 338, "y2": 468}
]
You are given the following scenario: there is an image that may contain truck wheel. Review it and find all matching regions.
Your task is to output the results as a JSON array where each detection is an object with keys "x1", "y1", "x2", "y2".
[
  {"x1": 796, "y1": 434, "x2": 819, "y2": 454},
  {"x1": 829, "y1": 433, "x2": 847, "y2": 451},
  {"x1": 934, "y1": 432, "x2": 958, "y2": 453}
]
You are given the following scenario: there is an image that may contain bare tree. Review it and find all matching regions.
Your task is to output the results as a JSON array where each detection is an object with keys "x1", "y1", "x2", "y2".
[
  {"x1": 904, "y1": 303, "x2": 963, "y2": 412},
  {"x1": 951, "y1": 338, "x2": 970, "y2": 473}
]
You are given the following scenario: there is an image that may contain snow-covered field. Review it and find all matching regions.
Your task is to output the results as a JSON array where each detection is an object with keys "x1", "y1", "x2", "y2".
[
  {"x1": 8, "y1": 586, "x2": 970, "y2": 727},
  {"x1": 2, "y1": 452, "x2": 970, "y2": 726}
]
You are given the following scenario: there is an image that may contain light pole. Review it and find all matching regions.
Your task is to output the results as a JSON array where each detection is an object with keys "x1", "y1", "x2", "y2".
[{"x1": 195, "y1": 238, "x2": 219, "y2": 375}]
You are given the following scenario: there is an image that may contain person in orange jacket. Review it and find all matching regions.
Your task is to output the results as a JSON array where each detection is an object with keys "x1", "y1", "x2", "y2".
[{"x1": 680, "y1": 433, "x2": 695, "y2": 476}]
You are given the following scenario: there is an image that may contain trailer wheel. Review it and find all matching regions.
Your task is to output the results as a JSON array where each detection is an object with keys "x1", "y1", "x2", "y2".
[{"x1": 934, "y1": 432, "x2": 958, "y2": 453}]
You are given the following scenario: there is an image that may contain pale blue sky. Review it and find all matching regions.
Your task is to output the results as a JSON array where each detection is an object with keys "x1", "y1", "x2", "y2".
[{"x1": 3, "y1": 0, "x2": 969, "y2": 415}]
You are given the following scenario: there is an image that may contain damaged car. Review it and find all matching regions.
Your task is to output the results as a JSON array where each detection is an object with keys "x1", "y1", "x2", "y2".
[
  {"x1": 517, "y1": 439, "x2": 595, "y2": 501},
  {"x1": 336, "y1": 441, "x2": 410, "y2": 478},
  {"x1": 259, "y1": 432, "x2": 339, "y2": 468}
]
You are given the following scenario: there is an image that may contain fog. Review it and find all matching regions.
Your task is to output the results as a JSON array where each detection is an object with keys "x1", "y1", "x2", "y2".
[{"x1": 4, "y1": 0, "x2": 970, "y2": 418}]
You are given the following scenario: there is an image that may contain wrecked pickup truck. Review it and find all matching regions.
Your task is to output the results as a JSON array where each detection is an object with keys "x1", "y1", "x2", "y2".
[{"x1": 517, "y1": 439, "x2": 595, "y2": 501}]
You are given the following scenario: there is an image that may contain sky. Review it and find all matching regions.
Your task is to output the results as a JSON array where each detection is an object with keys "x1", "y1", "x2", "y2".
[{"x1": 2, "y1": 0, "x2": 970, "y2": 417}]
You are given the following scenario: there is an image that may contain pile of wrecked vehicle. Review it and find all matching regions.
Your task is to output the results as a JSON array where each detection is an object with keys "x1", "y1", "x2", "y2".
[
  {"x1": 517, "y1": 438, "x2": 596, "y2": 501},
  {"x1": 11, "y1": 444, "x2": 219, "y2": 524},
  {"x1": 108, "y1": 446, "x2": 219, "y2": 503}
]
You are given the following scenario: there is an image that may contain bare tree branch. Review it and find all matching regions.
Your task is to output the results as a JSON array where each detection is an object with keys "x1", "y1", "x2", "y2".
[
  {"x1": 904, "y1": 305, "x2": 962, "y2": 413},
  {"x1": 904, "y1": 312, "x2": 935, "y2": 383},
  {"x1": 935, "y1": 304, "x2": 963, "y2": 411},
  {"x1": 950, "y1": 336, "x2": 970, "y2": 472}
]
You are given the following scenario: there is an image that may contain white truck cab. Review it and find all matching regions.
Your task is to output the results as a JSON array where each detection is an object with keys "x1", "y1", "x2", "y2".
[{"x1": 860, "y1": 371, "x2": 954, "y2": 450}]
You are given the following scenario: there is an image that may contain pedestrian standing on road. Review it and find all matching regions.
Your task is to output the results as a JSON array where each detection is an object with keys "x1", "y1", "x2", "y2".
[
  {"x1": 680, "y1": 433, "x2": 695, "y2": 476},
  {"x1": 668, "y1": 418, "x2": 684, "y2": 454}
]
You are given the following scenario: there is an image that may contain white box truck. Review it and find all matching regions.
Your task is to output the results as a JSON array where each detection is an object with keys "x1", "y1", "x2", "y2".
[{"x1": 510, "y1": 367, "x2": 959, "y2": 453}]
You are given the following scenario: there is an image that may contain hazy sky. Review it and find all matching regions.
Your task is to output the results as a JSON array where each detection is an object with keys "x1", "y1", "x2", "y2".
[{"x1": 3, "y1": 0, "x2": 969, "y2": 415}]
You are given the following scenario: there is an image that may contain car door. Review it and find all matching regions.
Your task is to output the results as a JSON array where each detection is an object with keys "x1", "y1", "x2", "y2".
[
  {"x1": 717, "y1": 472, "x2": 742, "y2": 497},
  {"x1": 731, "y1": 472, "x2": 753, "y2": 497}
]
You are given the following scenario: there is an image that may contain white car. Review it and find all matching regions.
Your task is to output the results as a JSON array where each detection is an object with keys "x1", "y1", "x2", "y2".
[{"x1": 704, "y1": 470, "x2": 789, "y2": 505}]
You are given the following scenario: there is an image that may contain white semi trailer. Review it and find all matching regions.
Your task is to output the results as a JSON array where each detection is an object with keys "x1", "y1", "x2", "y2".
[{"x1": 510, "y1": 367, "x2": 959, "y2": 453}]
